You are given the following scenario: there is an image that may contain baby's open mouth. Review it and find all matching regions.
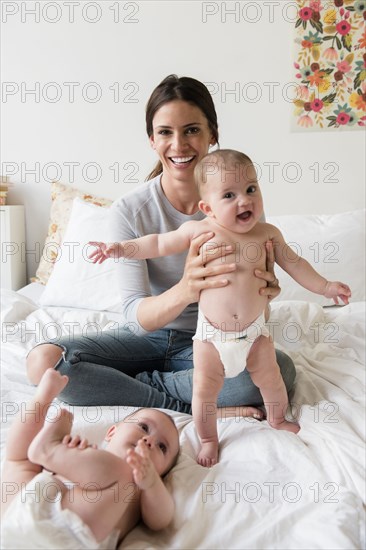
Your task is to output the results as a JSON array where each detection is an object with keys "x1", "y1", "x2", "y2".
[{"x1": 237, "y1": 211, "x2": 252, "y2": 221}]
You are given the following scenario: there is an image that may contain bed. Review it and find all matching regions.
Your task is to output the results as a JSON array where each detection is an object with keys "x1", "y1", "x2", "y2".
[{"x1": 1, "y1": 192, "x2": 365, "y2": 550}]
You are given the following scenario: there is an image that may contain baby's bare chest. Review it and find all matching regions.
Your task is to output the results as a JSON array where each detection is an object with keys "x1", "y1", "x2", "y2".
[{"x1": 201, "y1": 226, "x2": 270, "y2": 270}]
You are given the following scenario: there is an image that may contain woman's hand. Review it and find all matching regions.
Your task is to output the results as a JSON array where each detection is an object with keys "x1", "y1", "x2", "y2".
[
  {"x1": 255, "y1": 240, "x2": 281, "y2": 302},
  {"x1": 178, "y1": 232, "x2": 236, "y2": 305}
]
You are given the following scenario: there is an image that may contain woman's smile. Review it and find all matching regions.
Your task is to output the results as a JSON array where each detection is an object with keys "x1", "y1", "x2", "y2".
[
  {"x1": 169, "y1": 155, "x2": 196, "y2": 168},
  {"x1": 150, "y1": 100, "x2": 215, "y2": 183}
]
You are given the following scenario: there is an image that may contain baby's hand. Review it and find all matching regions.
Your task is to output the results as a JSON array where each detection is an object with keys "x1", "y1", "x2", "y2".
[
  {"x1": 126, "y1": 439, "x2": 160, "y2": 491},
  {"x1": 62, "y1": 434, "x2": 98, "y2": 450},
  {"x1": 324, "y1": 281, "x2": 351, "y2": 305},
  {"x1": 88, "y1": 241, "x2": 125, "y2": 264}
]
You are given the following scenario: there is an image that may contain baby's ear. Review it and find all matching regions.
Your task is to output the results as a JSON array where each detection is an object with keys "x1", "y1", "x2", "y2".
[
  {"x1": 105, "y1": 424, "x2": 117, "y2": 442},
  {"x1": 198, "y1": 200, "x2": 213, "y2": 217}
]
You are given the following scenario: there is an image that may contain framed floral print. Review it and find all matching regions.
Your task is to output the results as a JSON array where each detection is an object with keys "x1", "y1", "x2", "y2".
[{"x1": 293, "y1": 0, "x2": 366, "y2": 130}]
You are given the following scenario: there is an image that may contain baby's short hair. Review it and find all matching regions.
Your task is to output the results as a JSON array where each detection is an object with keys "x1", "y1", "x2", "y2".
[{"x1": 194, "y1": 149, "x2": 254, "y2": 198}]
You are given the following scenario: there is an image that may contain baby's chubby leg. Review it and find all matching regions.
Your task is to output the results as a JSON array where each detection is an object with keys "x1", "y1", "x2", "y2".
[
  {"x1": 246, "y1": 336, "x2": 300, "y2": 434},
  {"x1": 1, "y1": 370, "x2": 69, "y2": 516},
  {"x1": 28, "y1": 408, "x2": 75, "y2": 466},
  {"x1": 28, "y1": 410, "x2": 129, "y2": 490},
  {"x1": 192, "y1": 340, "x2": 225, "y2": 467},
  {"x1": 6, "y1": 369, "x2": 69, "y2": 463},
  {"x1": 29, "y1": 407, "x2": 139, "y2": 543}
]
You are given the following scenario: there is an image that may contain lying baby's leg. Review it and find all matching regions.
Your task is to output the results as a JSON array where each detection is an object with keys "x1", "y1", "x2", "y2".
[
  {"x1": 1, "y1": 370, "x2": 69, "y2": 516},
  {"x1": 28, "y1": 408, "x2": 74, "y2": 466},
  {"x1": 246, "y1": 337, "x2": 300, "y2": 434},
  {"x1": 29, "y1": 409, "x2": 129, "y2": 489},
  {"x1": 6, "y1": 369, "x2": 69, "y2": 463},
  {"x1": 29, "y1": 409, "x2": 138, "y2": 543}
]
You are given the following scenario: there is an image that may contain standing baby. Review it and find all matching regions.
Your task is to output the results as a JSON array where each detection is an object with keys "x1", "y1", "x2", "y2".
[{"x1": 90, "y1": 149, "x2": 351, "y2": 467}]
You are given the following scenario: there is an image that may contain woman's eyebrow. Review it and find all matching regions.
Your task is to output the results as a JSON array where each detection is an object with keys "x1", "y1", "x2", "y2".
[
  {"x1": 183, "y1": 122, "x2": 202, "y2": 127},
  {"x1": 155, "y1": 122, "x2": 203, "y2": 129}
]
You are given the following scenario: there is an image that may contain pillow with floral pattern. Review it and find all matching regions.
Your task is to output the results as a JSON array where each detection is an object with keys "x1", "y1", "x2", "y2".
[{"x1": 31, "y1": 181, "x2": 112, "y2": 285}]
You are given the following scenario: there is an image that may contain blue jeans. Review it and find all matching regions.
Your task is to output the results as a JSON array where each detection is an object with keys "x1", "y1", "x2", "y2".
[{"x1": 48, "y1": 328, "x2": 296, "y2": 413}]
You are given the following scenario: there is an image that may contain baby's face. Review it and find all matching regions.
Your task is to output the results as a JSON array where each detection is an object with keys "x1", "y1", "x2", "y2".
[
  {"x1": 199, "y1": 163, "x2": 264, "y2": 233},
  {"x1": 104, "y1": 409, "x2": 179, "y2": 476}
]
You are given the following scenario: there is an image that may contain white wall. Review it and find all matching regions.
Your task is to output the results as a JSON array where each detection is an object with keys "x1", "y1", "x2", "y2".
[{"x1": 2, "y1": 1, "x2": 365, "y2": 279}]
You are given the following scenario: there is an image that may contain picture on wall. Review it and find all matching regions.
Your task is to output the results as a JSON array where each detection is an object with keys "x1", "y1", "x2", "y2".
[{"x1": 292, "y1": 0, "x2": 366, "y2": 131}]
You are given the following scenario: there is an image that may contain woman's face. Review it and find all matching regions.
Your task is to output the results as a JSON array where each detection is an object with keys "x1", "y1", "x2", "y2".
[{"x1": 149, "y1": 99, "x2": 216, "y2": 184}]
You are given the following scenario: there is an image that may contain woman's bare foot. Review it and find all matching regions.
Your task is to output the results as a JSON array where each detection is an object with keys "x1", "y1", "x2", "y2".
[
  {"x1": 270, "y1": 419, "x2": 300, "y2": 434},
  {"x1": 217, "y1": 406, "x2": 264, "y2": 421},
  {"x1": 34, "y1": 369, "x2": 69, "y2": 404},
  {"x1": 28, "y1": 409, "x2": 74, "y2": 465},
  {"x1": 197, "y1": 441, "x2": 219, "y2": 468}
]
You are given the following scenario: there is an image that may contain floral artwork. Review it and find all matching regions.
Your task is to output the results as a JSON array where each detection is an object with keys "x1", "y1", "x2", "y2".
[{"x1": 293, "y1": 0, "x2": 366, "y2": 130}]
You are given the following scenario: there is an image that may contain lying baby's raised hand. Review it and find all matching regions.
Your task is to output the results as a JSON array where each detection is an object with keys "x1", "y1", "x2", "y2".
[
  {"x1": 61, "y1": 434, "x2": 98, "y2": 450},
  {"x1": 88, "y1": 241, "x2": 125, "y2": 264},
  {"x1": 324, "y1": 281, "x2": 352, "y2": 305},
  {"x1": 126, "y1": 439, "x2": 160, "y2": 491}
]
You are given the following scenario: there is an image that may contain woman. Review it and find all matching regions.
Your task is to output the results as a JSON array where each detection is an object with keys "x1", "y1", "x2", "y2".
[{"x1": 27, "y1": 75, "x2": 296, "y2": 414}]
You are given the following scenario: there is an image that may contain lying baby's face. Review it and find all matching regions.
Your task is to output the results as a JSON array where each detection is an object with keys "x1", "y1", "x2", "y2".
[{"x1": 104, "y1": 409, "x2": 179, "y2": 476}]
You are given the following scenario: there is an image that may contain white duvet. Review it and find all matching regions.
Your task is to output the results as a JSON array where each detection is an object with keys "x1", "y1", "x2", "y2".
[{"x1": 1, "y1": 288, "x2": 365, "y2": 549}]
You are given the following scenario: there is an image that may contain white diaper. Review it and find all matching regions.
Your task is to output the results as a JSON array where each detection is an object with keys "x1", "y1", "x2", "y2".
[
  {"x1": 193, "y1": 309, "x2": 270, "y2": 378},
  {"x1": 1, "y1": 471, "x2": 120, "y2": 549}
]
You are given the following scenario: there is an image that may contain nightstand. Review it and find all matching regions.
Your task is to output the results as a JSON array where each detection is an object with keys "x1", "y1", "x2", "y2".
[{"x1": 0, "y1": 205, "x2": 27, "y2": 290}]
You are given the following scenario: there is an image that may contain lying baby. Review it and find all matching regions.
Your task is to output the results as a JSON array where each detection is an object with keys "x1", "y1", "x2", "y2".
[{"x1": 1, "y1": 369, "x2": 179, "y2": 549}]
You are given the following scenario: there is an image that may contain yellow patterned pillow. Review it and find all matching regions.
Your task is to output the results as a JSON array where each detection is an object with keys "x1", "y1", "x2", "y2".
[{"x1": 31, "y1": 181, "x2": 112, "y2": 285}]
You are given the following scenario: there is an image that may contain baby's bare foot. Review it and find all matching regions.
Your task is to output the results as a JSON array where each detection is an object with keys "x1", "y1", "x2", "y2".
[
  {"x1": 28, "y1": 409, "x2": 74, "y2": 465},
  {"x1": 197, "y1": 442, "x2": 219, "y2": 468},
  {"x1": 35, "y1": 369, "x2": 69, "y2": 403}
]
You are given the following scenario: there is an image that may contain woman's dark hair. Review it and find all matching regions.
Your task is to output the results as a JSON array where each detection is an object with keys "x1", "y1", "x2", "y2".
[{"x1": 145, "y1": 75, "x2": 219, "y2": 181}]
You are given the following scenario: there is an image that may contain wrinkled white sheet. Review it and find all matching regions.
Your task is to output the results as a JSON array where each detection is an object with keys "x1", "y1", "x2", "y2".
[{"x1": 1, "y1": 288, "x2": 365, "y2": 549}]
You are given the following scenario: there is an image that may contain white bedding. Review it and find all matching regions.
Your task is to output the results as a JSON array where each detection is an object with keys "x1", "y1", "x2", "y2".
[{"x1": 1, "y1": 286, "x2": 365, "y2": 549}]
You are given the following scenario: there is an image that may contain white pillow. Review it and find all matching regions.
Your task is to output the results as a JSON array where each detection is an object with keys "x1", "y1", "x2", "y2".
[
  {"x1": 266, "y1": 209, "x2": 365, "y2": 305},
  {"x1": 40, "y1": 202, "x2": 365, "y2": 310},
  {"x1": 40, "y1": 198, "x2": 123, "y2": 312}
]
